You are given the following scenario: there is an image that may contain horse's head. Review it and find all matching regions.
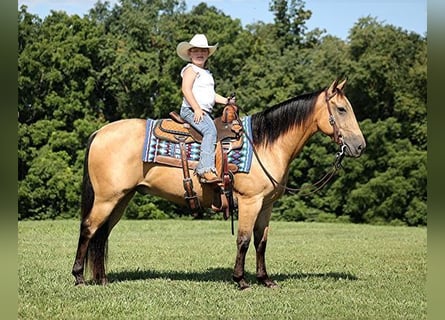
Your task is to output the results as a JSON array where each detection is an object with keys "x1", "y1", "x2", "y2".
[{"x1": 317, "y1": 79, "x2": 366, "y2": 157}]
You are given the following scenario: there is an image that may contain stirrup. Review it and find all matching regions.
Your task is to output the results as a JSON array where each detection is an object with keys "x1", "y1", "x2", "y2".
[{"x1": 199, "y1": 172, "x2": 222, "y2": 184}]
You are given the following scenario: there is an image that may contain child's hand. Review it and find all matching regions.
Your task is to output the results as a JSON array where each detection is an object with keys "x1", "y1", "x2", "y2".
[{"x1": 194, "y1": 108, "x2": 204, "y2": 123}]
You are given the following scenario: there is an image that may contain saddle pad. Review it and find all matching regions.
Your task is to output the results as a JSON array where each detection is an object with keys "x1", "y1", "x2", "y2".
[{"x1": 142, "y1": 116, "x2": 253, "y2": 173}]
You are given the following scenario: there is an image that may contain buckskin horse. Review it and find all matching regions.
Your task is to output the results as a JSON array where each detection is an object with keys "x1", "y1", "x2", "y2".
[{"x1": 71, "y1": 79, "x2": 366, "y2": 289}]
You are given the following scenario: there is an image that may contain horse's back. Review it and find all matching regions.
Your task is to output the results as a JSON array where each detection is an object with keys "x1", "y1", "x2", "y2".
[
  {"x1": 95, "y1": 118, "x2": 146, "y2": 137},
  {"x1": 88, "y1": 119, "x2": 147, "y2": 193},
  {"x1": 92, "y1": 118, "x2": 146, "y2": 149}
]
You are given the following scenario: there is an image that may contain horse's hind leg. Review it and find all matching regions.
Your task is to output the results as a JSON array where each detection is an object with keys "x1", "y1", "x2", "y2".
[
  {"x1": 72, "y1": 200, "x2": 117, "y2": 285},
  {"x1": 72, "y1": 222, "x2": 92, "y2": 285},
  {"x1": 72, "y1": 191, "x2": 136, "y2": 285}
]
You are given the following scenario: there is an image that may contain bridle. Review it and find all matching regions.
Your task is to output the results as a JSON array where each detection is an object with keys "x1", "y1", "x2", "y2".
[
  {"x1": 243, "y1": 88, "x2": 347, "y2": 195},
  {"x1": 325, "y1": 88, "x2": 343, "y2": 145}
]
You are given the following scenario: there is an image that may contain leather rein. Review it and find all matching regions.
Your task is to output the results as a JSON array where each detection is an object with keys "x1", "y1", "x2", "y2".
[{"x1": 243, "y1": 89, "x2": 347, "y2": 196}]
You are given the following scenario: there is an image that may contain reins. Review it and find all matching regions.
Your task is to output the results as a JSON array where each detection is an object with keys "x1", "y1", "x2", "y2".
[{"x1": 239, "y1": 89, "x2": 346, "y2": 196}]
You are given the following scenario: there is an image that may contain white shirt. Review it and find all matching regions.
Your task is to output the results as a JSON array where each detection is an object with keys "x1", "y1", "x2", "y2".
[{"x1": 181, "y1": 63, "x2": 216, "y2": 113}]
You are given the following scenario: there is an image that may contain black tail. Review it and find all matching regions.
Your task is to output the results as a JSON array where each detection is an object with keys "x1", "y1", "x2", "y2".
[
  {"x1": 81, "y1": 132, "x2": 97, "y2": 220},
  {"x1": 80, "y1": 132, "x2": 109, "y2": 283}
]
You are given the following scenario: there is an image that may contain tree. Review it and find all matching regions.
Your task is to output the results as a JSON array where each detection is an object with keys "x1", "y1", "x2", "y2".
[
  {"x1": 18, "y1": 8, "x2": 107, "y2": 219},
  {"x1": 345, "y1": 118, "x2": 426, "y2": 225},
  {"x1": 18, "y1": 2, "x2": 427, "y2": 225},
  {"x1": 269, "y1": 0, "x2": 312, "y2": 49},
  {"x1": 271, "y1": 16, "x2": 426, "y2": 226},
  {"x1": 347, "y1": 17, "x2": 427, "y2": 149}
]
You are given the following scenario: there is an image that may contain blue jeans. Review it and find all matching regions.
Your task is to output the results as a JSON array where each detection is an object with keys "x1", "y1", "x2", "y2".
[{"x1": 180, "y1": 105, "x2": 217, "y2": 175}]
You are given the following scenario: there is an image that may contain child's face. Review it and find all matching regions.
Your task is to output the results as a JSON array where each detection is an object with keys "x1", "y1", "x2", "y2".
[{"x1": 188, "y1": 48, "x2": 210, "y2": 66}]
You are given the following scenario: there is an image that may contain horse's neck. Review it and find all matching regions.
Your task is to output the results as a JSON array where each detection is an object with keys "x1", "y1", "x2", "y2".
[
  {"x1": 287, "y1": 123, "x2": 318, "y2": 160},
  {"x1": 260, "y1": 120, "x2": 318, "y2": 180},
  {"x1": 283, "y1": 96, "x2": 325, "y2": 162}
]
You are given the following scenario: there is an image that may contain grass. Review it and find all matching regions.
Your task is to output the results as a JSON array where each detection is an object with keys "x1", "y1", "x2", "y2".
[{"x1": 18, "y1": 220, "x2": 426, "y2": 319}]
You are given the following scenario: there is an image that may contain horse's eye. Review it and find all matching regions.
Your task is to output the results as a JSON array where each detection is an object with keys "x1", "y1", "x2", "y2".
[{"x1": 337, "y1": 107, "x2": 347, "y2": 114}]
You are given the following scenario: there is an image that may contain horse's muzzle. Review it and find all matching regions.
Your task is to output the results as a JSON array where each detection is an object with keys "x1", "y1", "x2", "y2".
[{"x1": 345, "y1": 136, "x2": 366, "y2": 158}]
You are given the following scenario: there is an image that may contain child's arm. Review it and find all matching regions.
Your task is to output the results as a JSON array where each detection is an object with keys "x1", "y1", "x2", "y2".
[
  {"x1": 182, "y1": 67, "x2": 204, "y2": 123},
  {"x1": 215, "y1": 93, "x2": 236, "y2": 105}
]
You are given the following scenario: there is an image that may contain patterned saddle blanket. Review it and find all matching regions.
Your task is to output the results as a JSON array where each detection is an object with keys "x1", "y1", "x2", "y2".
[{"x1": 142, "y1": 116, "x2": 253, "y2": 173}]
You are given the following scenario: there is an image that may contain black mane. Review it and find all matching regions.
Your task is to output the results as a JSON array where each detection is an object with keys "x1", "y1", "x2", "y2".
[{"x1": 250, "y1": 89, "x2": 324, "y2": 146}]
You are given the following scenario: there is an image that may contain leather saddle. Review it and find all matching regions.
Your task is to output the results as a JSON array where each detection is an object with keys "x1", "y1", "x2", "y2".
[
  {"x1": 151, "y1": 105, "x2": 243, "y2": 221},
  {"x1": 152, "y1": 105, "x2": 244, "y2": 171},
  {"x1": 154, "y1": 108, "x2": 243, "y2": 148}
]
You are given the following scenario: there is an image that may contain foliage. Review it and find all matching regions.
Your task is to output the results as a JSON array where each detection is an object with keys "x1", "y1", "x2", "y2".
[
  {"x1": 125, "y1": 193, "x2": 184, "y2": 219},
  {"x1": 18, "y1": 1, "x2": 427, "y2": 225}
]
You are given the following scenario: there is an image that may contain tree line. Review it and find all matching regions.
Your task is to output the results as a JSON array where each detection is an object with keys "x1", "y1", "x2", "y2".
[{"x1": 18, "y1": 0, "x2": 427, "y2": 225}]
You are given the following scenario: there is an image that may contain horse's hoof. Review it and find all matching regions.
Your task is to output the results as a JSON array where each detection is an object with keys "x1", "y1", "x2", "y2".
[
  {"x1": 74, "y1": 276, "x2": 85, "y2": 286},
  {"x1": 237, "y1": 279, "x2": 251, "y2": 290},
  {"x1": 239, "y1": 284, "x2": 251, "y2": 291},
  {"x1": 74, "y1": 280, "x2": 85, "y2": 286},
  {"x1": 266, "y1": 281, "x2": 279, "y2": 289},
  {"x1": 259, "y1": 277, "x2": 279, "y2": 288}
]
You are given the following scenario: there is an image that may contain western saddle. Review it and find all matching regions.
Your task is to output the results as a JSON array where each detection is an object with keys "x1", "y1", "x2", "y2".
[{"x1": 151, "y1": 104, "x2": 244, "y2": 220}]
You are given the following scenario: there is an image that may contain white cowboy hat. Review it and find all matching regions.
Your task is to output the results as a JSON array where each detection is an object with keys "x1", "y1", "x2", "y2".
[{"x1": 176, "y1": 34, "x2": 218, "y2": 62}]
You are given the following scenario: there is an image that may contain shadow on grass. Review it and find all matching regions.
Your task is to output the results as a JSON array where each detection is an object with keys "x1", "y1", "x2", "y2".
[{"x1": 107, "y1": 267, "x2": 358, "y2": 284}]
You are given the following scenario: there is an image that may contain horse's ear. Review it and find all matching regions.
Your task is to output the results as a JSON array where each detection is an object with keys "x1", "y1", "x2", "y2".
[
  {"x1": 337, "y1": 79, "x2": 347, "y2": 91},
  {"x1": 327, "y1": 79, "x2": 339, "y2": 95}
]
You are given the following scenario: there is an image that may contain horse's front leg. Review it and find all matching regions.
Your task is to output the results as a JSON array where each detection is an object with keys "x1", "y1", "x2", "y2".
[
  {"x1": 254, "y1": 206, "x2": 278, "y2": 288},
  {"x1": 233, "y1": 233, "x2": 251, "y2": 290},
  {"x1": 232, "y1": 198, "x2": 263, "y2": 290},
  {"x1": 255, "y1": 228, "x2": 278, "y2": 288}
]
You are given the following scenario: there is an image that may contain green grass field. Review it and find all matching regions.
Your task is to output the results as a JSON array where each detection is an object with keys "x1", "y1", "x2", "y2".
[{"x1": 18, "y1": 220, "x2": 426, "y2": 319}]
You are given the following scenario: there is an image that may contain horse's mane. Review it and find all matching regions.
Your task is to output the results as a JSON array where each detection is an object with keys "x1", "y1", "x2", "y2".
[{"x1": 250, "y1": 89, "x2": 324, "y2": 146}]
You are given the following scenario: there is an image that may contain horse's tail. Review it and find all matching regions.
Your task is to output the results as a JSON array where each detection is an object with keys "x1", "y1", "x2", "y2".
[
  {"x1": 81, "y1": 132, "x2": 109, "y2": 283},
  {"x1": 81, "y1": 132, "x2": 96, "y2": 221}
]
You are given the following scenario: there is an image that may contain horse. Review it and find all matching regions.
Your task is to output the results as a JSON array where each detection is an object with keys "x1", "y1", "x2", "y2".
[{"x1": 71, "y1": 79, "x2": 366, "y2": 290}]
